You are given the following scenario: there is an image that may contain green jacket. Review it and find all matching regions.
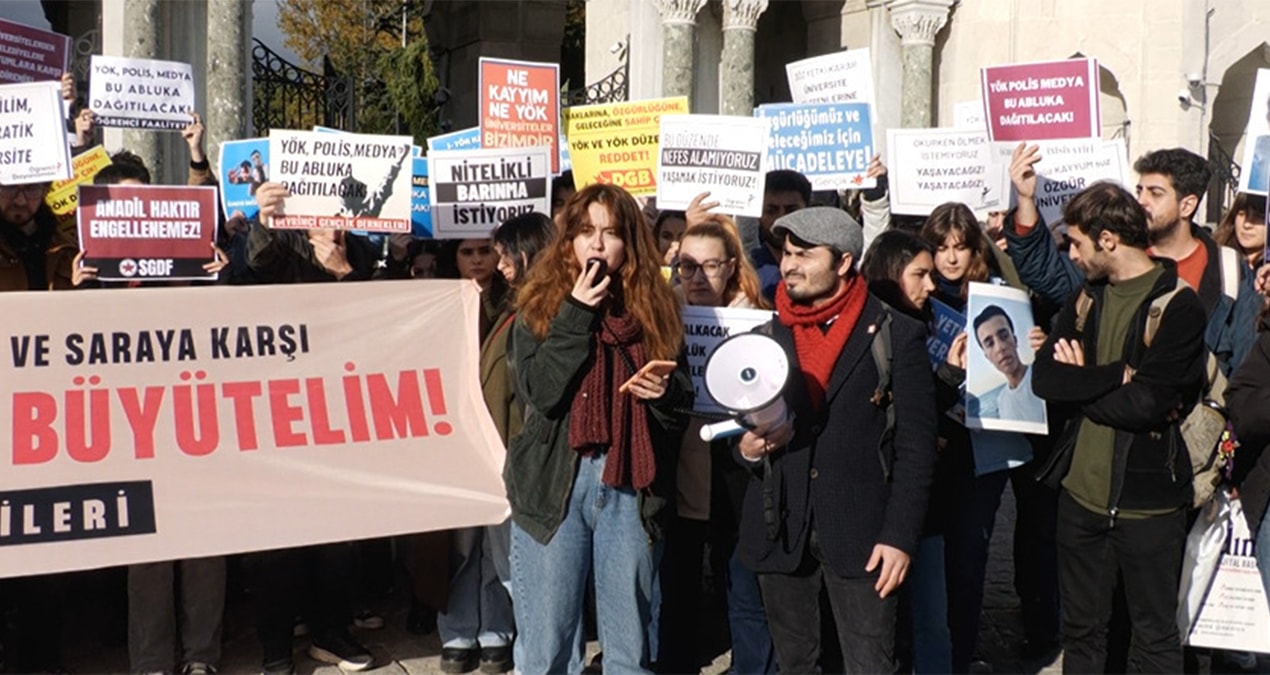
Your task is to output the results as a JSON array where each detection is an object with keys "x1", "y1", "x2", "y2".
[
  {"x1": 480, "y1": 308, "x2": 521, "y2": 444},
  {"x1": 504, "y1": 298, "x2": 692, "y2": 545}
]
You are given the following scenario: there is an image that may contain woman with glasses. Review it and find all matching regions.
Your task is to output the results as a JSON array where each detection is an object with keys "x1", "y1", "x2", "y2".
[{"x1": 658, "y1": 219, "x2": 778, "y2": 674}]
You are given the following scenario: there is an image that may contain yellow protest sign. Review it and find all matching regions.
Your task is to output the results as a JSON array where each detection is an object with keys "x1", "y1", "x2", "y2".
[
  {"x1": 45, "y1": 145, "x2": 111, "y2": 239},
  {"x1": 564, "y1": 97, "x2": 688, "y2": 196}
]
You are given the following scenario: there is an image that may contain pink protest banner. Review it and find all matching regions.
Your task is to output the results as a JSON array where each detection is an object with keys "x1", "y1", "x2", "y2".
[
  {"x1": 0, "y1": 18, "x2": 70, "y2": 84},
  {"x1": 0, "y1": 280, "x2": 508, "y2": 577},
  {"x1": 479, "y1": 57, "x2": 560, "y2": 173},
  {"x1": 980, "y1": 58, "x2": 1101, "y2": 142}
]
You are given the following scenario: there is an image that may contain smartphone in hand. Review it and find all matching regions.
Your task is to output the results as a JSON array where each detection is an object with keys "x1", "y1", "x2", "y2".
[
  {"x1": 619, "y1": 359, "x2": 678, "y2": 394},
  {"x1": 586, "y1": 257, "x2": 608, "y2": 287}
]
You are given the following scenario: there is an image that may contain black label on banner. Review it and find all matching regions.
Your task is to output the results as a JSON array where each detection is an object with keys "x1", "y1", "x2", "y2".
[{"x1": 0, "y1": 481, "x2": 156, "y2": 546}]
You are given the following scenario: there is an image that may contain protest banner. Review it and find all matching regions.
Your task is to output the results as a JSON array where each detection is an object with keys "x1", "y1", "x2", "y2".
[
  {"x1": 0, "y1": 280, "x2": 508, "y2": 578},
  {"x1": 981, "y1": 57, "x2": 1101, "y2": 142},
  {"x1": 1186, "y1": 497, "x2": 1270, "y2": 653},
  {"x1": 1238, "y1": 68, "x2": 1270, "y2": 196},
  {"x1": 479, "y1": 58, "x2": 560, "y2": 173},
  {"x1": 0, "y1": 18, "x2": 70, "y2": 84},
  {"x1": 682, "y1": 306, "x2": 775, "y2": 414},
  {"x1": 992, "y1": 137, "x2": 1129, "y2": 227},
  {"x1": 785, "y1": 47, "x2": 875, "y2": 107},
  {"x1": 755, "y1": 102, "x2": 875, "y2": 190},
  {"x1": 76, "y1": 184, "x2": 218, "y2": 281},
  {"x1": 217, "y1": 138, "x2": 268, "y2": 220},
  {"x1": 0, "y1": 80, "x2": 71, "y2": 184},
  {"x1": 412, "y1": 157, "x2": 432, "y2": 238},
  {"x1": 564, "y1": 96, "x2": 688, "y2": 196},
  {"x1": 45, "y1": 145, "x2": 111, "y2": 236},
  {"x1": 268, "y1": 129, "x2": 413, "y2": 232},
  {"x1": 888, "y1": 127, "x2": 1003, "y2": 215},
  {"x1": 927, "y1": 298, "x2": 965, "y2": 371},
  {"x1": 656, "y1": 115, "x2": 769, "y2": 218},
  {"x1": 964, "y1": 282, "x2": 1047, "y2": 435},
  {"x1": 427, "y1": 127, "x2": 481, "y2": 152},
  {"x1": 954, "y1": 99, "x2": 986, "y2": 131},
  {"x1": 88, "y1": 55, "x2": 195, "y2": 131},
  {"x1": 428, "y1": 146, "x2": 552, "y2": 239}
]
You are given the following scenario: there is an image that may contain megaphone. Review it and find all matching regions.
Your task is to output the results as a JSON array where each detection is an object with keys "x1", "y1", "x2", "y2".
[{"x1": 699, "y1": 332, "x2": 790, "y2": 442}]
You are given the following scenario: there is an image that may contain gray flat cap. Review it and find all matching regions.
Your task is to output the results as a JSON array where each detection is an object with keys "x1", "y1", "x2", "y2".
[{"x1": 771, "y1": 207, "x2": 863, "y2": 261}]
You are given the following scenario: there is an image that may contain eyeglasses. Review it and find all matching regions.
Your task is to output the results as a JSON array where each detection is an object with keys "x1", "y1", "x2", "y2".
[
  {"x1": 673, "y1": 258, "x2": 734, "y2": 279},
  {"x1": 0, "y1": 184, "x2": 47, "y2": 200}
]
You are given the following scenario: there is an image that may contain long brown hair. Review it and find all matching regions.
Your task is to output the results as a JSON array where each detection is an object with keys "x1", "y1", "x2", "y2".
[
  {"x1": 517, "y1": 184, "x2": 684, "y2": 360},
  {"x1": 1214, "y1": 192, "x2": 1267, "y2": 265},
  {"x1": 679, "y1": 218, "x2": 771, "y2": 309},
  {"x1": 920, "y1": 201, "x2": 992, "y2": 298}
]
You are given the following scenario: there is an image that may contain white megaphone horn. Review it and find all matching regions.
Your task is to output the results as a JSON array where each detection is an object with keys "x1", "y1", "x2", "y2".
[{"x1": 699, "y1": 332, "x2": 790, "y2": 442}]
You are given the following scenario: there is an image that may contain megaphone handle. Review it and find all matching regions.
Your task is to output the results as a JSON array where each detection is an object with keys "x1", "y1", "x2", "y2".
[{"x1": 700, "y1": 418, "x2": 750, "y2": 442}]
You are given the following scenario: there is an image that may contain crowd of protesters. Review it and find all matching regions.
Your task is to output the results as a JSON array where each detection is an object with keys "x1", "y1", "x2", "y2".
[{"x1": 3, "y1": 68, "x2": 1270, "y2": 675}]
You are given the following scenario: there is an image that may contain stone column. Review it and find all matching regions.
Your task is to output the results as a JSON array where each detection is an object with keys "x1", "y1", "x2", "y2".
[
  {"x1": 653, "y1": 0, "x2": 707, "y2": 102},
  {"x1": 122, "y1": 0, "x2": 163, "y2": 176},
  {"x1": 206, "y1": 0, "x2": 252, "y2": 170},
  {"x1": 888, "y1": 0, "x2": 953, "y2": 128},
  {"x1": 720, "y1": 0, "x2": 767, "y2": 116}
]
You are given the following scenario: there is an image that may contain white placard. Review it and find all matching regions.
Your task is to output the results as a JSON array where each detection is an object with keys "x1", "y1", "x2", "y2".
[
  {"x1": 269, "y1": 129, "x2": 414, "y2": 232},
  {"x1": 954, "y1": 99, "x2": 986, "y2": 131},
  {"x1": 427, "y1": 145, "x2": 552, "y2": 239},
  {"x1": 0, "y1": 80, "x2": 71, "y2": 184},
  {"x1": 1238, "y1": 68, "x2": 1270, "y2": 196},
  {"x1": 1187, "y1": 497, "x2": 1270, "y2": 653},
  {"x1": 88, "y1": 55, "x2": 195, "y2": 131},
  {"x1": 682, "y1": 306, "x2": 776, "y2": 414},
  {"x1": 964, "y1": 282, "x2": 1048, "y2": 435},
  {"x1": 785, "y1": 48, "x2": 876, "y2": 106},
  {"x1": 887, "y1": 127, "x2": 1002, "y2": 215},
  {"x1": 656, "y1": 115, "x2": 769, "y2": 218},
  {"x1": 994, "y1": 138, "x2": 1130, "y2": 227}
]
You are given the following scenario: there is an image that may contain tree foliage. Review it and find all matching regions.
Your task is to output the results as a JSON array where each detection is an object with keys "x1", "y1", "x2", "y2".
[{"x1": 274, "y1": 0, "x2": 440, "y2": 142}]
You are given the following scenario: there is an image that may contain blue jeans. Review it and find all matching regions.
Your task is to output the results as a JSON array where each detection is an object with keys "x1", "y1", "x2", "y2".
[
  {"x1": 909, "y1": 536, "x2": 952, "y2": 674},
  {"x1": 728, "y1": 550, "x2": 777, "y2": 674},
  {"x1": 1258, "y1": 507, "x2": 1270, "y2": 600},
  {"x1": 438, "y1": 523, "x2": 514, "y2": 649},
  {"x1": 511, "y1": 452, "x2": 657, "y2": 674}
]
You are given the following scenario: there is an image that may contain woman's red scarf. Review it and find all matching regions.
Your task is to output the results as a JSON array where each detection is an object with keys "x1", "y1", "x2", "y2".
[
  {"x1": 568, "y1": 311, "x2": 657, "y2": 490},
  {"x1": 775, "y1": 275, "x2": 869, "y2": 410}
]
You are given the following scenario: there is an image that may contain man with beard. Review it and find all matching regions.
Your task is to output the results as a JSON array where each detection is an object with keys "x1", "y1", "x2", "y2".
[
  {"x1": 1003, "y1": 145, "x2": 1260, "y2": 377},
  {"x1": 735, "y1": 207, "x2": 937, "y2": 672}
]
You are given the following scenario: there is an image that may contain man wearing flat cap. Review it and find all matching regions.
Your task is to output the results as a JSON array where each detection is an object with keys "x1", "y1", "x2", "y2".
[{"x1": 734, "y1": 207, "x2": 937, "y2": 673}]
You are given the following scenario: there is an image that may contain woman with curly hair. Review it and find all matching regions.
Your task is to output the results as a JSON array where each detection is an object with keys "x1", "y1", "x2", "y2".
[{"x1": 507, "y1": 184, "x2": 692, "y2": 673}]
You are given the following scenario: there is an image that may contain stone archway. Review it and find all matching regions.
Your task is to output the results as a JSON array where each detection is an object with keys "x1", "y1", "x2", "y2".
[{"x1": 1208, "y1": 43, "x2": 1270, "y2": 215}]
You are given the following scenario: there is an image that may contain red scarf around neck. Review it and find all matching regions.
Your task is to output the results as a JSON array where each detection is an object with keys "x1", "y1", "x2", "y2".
[
  {"x1": 568, "y1": 312, "x2": 657, "y2": 490},
  {"x1": 775, "y1": 275, "x2": 869, "y2": 409}
]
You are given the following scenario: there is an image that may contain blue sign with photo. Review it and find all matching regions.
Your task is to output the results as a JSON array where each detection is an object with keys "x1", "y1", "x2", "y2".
[{"x1": 217, "y1": 138, "x2": 268, "y2": 220}]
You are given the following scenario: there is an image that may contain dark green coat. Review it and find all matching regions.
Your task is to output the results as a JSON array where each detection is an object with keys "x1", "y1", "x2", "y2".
[{"x1": 504, "y1": 298, "x2": 692, "y2": 545}]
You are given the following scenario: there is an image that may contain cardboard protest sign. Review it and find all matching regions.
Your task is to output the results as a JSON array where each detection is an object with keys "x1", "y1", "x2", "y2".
[
  {"x1": 888, "y1": 127, "x2": 1003, "y2": 215},
  {"x1": 0, "y1": 280, "x2": 509, "y2": 578},
  {"x1": 564, "y1": 97, "x2": 689, "y2": 196},
  {"x1": 428, "y1": 127, "x2": 481, "y2": 152},
  {"x1": 656, "y1": 115, "x2": 769, "y2": 218},
  {"x1": 0, "y1": 80, "x2": 71, "y2": 184},
  {"x1": 0, "y1": 18, "x2": 70, "y2": 84},
  {"x1": 76, "y1": 184, "x2": 218, "y2": 281},
  {"x1": 981, "y1": 57, "x2": 1101, "y2": 142},
  {"x1": 682, "y1": 306, "x2": 775, "y2": 414},
  {"x1": 479, "y1": 58, "x2": 560, "y2": 173},
  {"x1": 964, "y1": 282, "x2": 1047, "y2": 435},
  {"x1": 1238, "y1": 68, "x2": 1270, "y2": 196},
  {"x1": 268, "y1": 129, "x2": 413, "y2": 232},
  {"x1": 45, "y1": 145, "x2": 111, "y2": 236},
  {"x1": 993, "y1": 138, "x2": 1129, "y2": 227},
  {"x1": 217, "y1": 138, "x2": 268, "y2": 220},
  {"x1": 755, "y1": 102, "x2": 875, "y2": 190},
  {"x1": 88, "y1": 55, "x2": 195, "y2": 131},
  {"x1": 927, "y1": 298, "x2": 965, "y2": 371},
  {"x1": 428, "y1": 146, "x2": 552, "y2": 239},
  {"x1": 1186, "y1": 497, "x2": 1270, "y2": 652},
  {"x1": 785, "y1": 48, "x2": 875, "y2": 106},
  {"x1": 411, "y1": 157, "x2": 432, "y2": 238}
]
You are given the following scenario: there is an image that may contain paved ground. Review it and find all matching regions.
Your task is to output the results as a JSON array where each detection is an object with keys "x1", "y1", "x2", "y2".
[{"x1": 49, "y1": 484, "x2": 1268, "y2": 674}]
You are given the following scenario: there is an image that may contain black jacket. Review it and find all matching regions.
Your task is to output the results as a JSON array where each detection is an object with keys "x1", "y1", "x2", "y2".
[
  {"x1": 735, "y1": 294, "x2": 938, "y2": 577},
  {"x1": 1225, "y1": 316, "x2": 1270, "y2": 539},
  {"x1": 1032, "y1": 260, "x2": 1207, "y2": 513},
  {"x1": 245, "y1": 220, "x2": 382, "y2": 283}
]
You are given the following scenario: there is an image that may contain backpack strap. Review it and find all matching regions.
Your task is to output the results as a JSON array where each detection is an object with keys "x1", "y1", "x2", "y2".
[
  {"x1": 1073, "y1": 291, "x2": 1094, "y2": 335},
  {"x1": 1143, "y1": 279, "x2": 1189, "y2": 348},
  {"x1": 1219, "y1": 245, "x2": 1239, "y2": 302},
  {"x1": 871, "y1": 309, "x2": 896, "y2": 482}
]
